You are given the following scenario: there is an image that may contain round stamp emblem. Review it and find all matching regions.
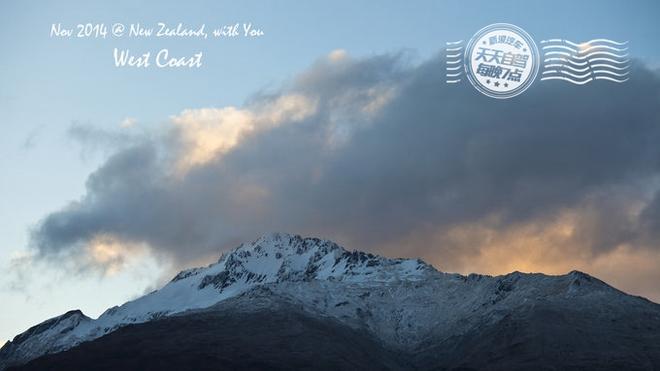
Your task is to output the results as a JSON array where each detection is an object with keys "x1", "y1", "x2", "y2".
[{"x1": 464, "y1": 23, "x2": 539, "y2": 99}]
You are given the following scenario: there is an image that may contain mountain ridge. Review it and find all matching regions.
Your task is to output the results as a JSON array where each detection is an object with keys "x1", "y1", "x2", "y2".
[{"x1": 2, "y1": 232, "x2": 659, "y2": 370}]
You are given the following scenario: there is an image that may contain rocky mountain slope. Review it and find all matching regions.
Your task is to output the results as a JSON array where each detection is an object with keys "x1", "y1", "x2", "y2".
[{"x1": 2, "y1": 233, "x2": 660, "y2": 370}]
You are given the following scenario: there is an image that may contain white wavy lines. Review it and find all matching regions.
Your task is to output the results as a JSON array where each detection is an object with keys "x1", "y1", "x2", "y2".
[
  {"x1": 542, "y1": 69, "x2": 629, "y2": 79},
  {"x1": 445, "y1": 40, "x2": 464, "y2": 83},
  {"x1": 540, "y1": 38, "x2": 628, "y2": 46},
  {"x1": 594, "y1": 75, "x2": 630, "y2": 83},
  {"x1": 543, "y1": 63, "x2": 630, "y2": 73},
  {"x1": 544, "y1": 57, "x2": 629, "y2": 67},
  {"x1": 541, "y1": 75, "x2": 630, "y2": 84},
  {"x1": 543, "y1": 51, "x2": 628, "y2": 60},
  {"x1": 540, "y1": 38, "x2": 630, "y2": 84},
  {"x1": 545, "y1": 44, "x2": 627, "y2": 54},
  {"x1": 541, "y1": 76, "x2": 594, "y2": 85},
  {"x1": 565, "y1": 39, "x2": 628, "y2": 46},
  {"x1": 590, "y1": 63, "x2": 629, "y2": 70}
]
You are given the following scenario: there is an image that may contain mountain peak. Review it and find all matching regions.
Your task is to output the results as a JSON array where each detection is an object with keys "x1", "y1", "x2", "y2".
[
  {"x1": 8, "y1": 233, "x2": 652, "y2": 371},
  {"x1": 223, "y1": 232, "x2": 344, "y2": 264},
  {"x1": 24, "y1": 233, "x2": 435, "y2": 355},
  {"x1": 10, "y1": 310, "x2": 89, "y2": 347},
  {"x1": 205, "y1": 233, "x2": 436, "y2": 290}
]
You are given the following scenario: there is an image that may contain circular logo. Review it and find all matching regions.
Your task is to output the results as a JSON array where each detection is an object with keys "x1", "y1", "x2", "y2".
[{"x1": 464, "y1": 23, "x2": 539, "y2": 99}]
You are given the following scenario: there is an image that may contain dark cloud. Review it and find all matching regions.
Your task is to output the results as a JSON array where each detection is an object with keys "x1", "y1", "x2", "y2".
[{"x1": 30, "y1": 52, "x2": 660, "y2": 276}]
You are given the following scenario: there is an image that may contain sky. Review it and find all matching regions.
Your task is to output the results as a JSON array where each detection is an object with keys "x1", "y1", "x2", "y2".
[{"x1": 2, "y1": 0, "x2": 660, "y2": 345}]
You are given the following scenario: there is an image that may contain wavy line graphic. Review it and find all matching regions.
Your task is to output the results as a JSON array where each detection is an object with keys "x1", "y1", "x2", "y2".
[
  {"x1": 543, "y1": 63, "x2": 630, "y2": 73},
  {"x1": 540, "y1": 76, "x2": 594, "y2": 85},
  {"x1": 544, "y1": 51, "x2": 628, "y2": 60},
  {"x1": 541, "y1": 39, "x2": 628, "y2": 46},
  {"x1": 542, "y1": 44, "x2": 628, "y2": 54},
  {"x1": 541, "y1": 76, "x2": 629, "y2": 84},
  {"x1": 542, "y1": 69, "x2": 629, "y2": 79},
  {"x1": 445, "y1": 41, "x2": 464, "y2": 84},
  {"x1": 564, "y1": 39, "x2": 627, "y2": 46},
  {"x1": 594, "y1": 76, "x2": 630, "y2": 83},
  {"x1": 540, "y1": 38, "x2": 629, "y2": 84},
  {"x1": 544, "y1": 57, "x2": 629, "y2": 67}
]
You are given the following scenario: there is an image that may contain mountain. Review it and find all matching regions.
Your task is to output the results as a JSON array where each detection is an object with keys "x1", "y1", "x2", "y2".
[{"x1": 2, "y1": 233, "x2": 660, "y2": 370}]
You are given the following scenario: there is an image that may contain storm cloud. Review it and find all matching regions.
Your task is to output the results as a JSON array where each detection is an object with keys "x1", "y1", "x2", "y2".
[{"x1": 29, "y1": 50, "x2": 660, "y2": 298}]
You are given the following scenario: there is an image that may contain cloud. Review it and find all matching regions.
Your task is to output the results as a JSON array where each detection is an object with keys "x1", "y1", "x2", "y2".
[
  {"x1": 84, "y1": 234, "x2": 151, "y2": 277},
  {"x1": 120, "y1": 117, "x2": 137, "y2": 128},
  {"x1": 21, "y1": 125, "x2": 44, "y2": 150},
  {"x1": 28, "y1": 51, "x2": 660, "y2": 301},
  {"x1": 171, "y1": 94, "x2": 317, "y2": 172},
  {"x1": 67, "y1": 122, "x2": 144, "y2": 160},
  {"x1": 327, "y1": 49, "x2": 348, "y2": 62}
]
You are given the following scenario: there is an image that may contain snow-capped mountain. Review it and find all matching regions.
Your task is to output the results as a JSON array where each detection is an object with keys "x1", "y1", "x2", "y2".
[
  {"x1": 2, "y1": 233, "x2": 660, "y2": 370},
  {"x1": 0, "y1": 233, "x2": 434, "y2": 368}
]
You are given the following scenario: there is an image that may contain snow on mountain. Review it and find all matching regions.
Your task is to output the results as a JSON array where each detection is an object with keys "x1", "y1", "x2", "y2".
[
  {"x1": 0, "y1": 233, "x2": 436, "y2": 368},
  {"x1": 4, "y1": 232, "x2": 657, "y2": 370},
  {"x1": 0, "y1": 310, "x2": 90, "y2": 369}
]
